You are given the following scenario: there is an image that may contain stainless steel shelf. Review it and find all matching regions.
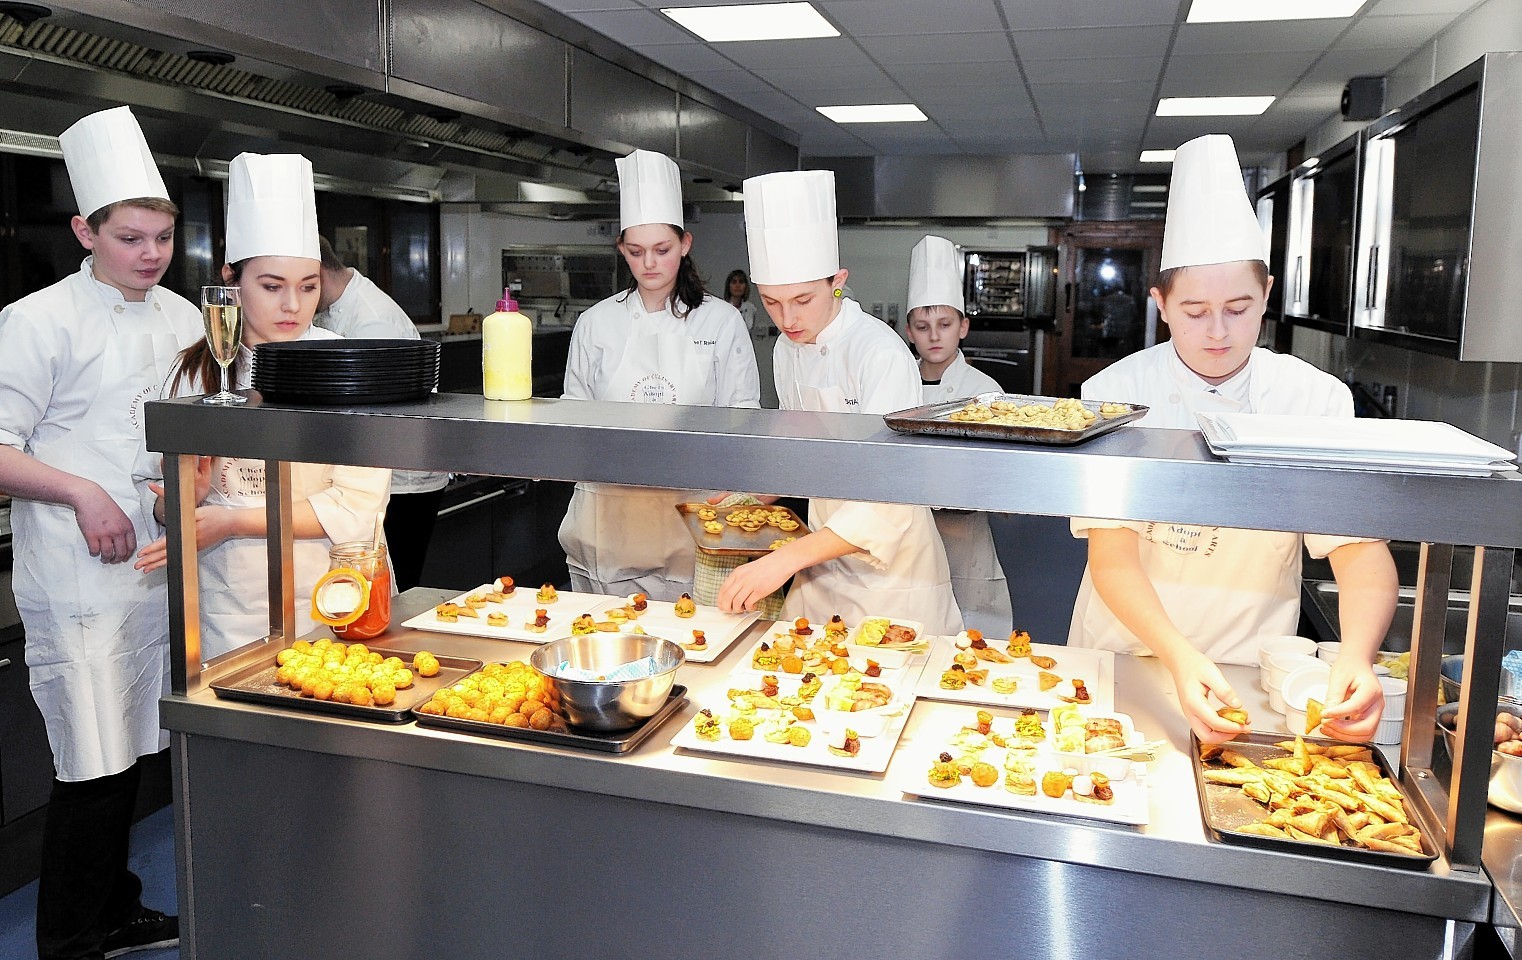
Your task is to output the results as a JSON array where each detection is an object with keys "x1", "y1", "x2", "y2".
[{"x1": 144, "y1": 393, "x2": 1522, "y2": 546}]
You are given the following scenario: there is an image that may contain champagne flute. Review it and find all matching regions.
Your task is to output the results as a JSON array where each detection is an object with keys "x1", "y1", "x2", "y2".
[{"x1": 200, "y1": 285, "x2": 245, "y2": 405}]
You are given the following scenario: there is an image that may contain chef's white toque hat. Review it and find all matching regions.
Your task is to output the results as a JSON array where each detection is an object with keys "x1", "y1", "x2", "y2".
[
  {"x1": 743, "y1": 170, "x2": 840, "y2": 286},
  {"x1": 59, "y1": 106, "x2": 170, "y2": 219},
  {"x1": 617, "y1": 149, "x2": 684, "y2": 231},
  {"x1": 224, "y1": 153, "x2": 320, "y2": 263},
  {"x1": 1159, "y1": 134, "x2": 1267, "y2": 271},
  {"x1": 907, "y1": 235, "x2": 965, "y2": 313}
]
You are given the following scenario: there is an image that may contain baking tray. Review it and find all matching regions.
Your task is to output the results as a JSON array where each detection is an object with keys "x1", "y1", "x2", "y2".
[
  {"x1": 1190, "y1": 731, "x2": 1438, "y2": 868},
  {"x1": 675, "y1": 502, "x2": 812, "y2": 557},
  {"x1": 209, "y1": 647, "x2": 482, "y2": 723},
  {"x1": 412, "y1": 683, "x2": 687, "y2": 754},
  {"x1": 884, "y1": 393, "x2": 1148, "y2": 445}
]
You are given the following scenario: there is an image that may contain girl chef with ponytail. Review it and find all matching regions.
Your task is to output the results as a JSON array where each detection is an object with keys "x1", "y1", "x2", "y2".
[{"x1": 559, "y1": 149, "x2": 760, "y2": 600}]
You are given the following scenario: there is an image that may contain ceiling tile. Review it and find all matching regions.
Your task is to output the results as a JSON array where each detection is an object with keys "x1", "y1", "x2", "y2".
[
  {"x1": 571, "y1": 8, "x2": 696, "y2": 44},
  {"x1": 1172, "y1": 20, "x2": 1350, "y2": 56},
  {"x1": 1338, "y1": 13, "x2": 1454, "y2": 48},
  {"x1": 718, "y1": 37, "x2": 874, "y2": 70},
  {"x1": 1302, "y1": 47, "x2": 1411, "y2": 82},
  {"x1": 856, "y1": 31, "x2": 1015, "y2": 63},
  {"x1": 819, "y1": 0, "x2": 1006, "y2": 36},
  {"x1": 892, "y1": 60, "x2": 1026, "y2": 92},
  {"x1": 635, "y1": 42, "x2": 740, "y2": 73},
  {"x1": 1160, "y1": 51, "x2": 1321, "y2": 95},
  {"x1": 766, "y1": 65, "x2": 899, "y2": 98},
  {"x1": 1031, "y1": 82, "x2": 1157, "y2": 109},
  {"x1": 678, "y1": 69, "x2": 778, "y2": 94},
  {"x1": 920, "y1": 97, "x2": 1037, "y2": 123},
  {"x1": 1013, "y1": 25, "x2": 1175, "y2": 60},
  {"x1": 1368, "y1": 0, "x2": 1482, "y2": 13},
  {"x1": 1023, "y1": 56, "x2": 1161, "y2": 85},
  {"x1": 998, "y1": 0, "x2": 1179, "y2": 30},
  {"x1": 536, "y1": 0, "x2": 641, "y2": 9}
]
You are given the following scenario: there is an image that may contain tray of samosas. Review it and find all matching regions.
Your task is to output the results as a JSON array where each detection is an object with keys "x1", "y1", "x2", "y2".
[
  {"x1": 884, "y1": 393, "x2": 1147, "y2": 445},
  {"x1": 675, "y1": 502, "x2": 811, "y2": 557},
  {"x1": 1190, "y1": 731, "x2": 1437, "y2": 867}
]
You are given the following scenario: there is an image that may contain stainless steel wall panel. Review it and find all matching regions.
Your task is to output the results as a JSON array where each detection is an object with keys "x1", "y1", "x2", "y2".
[
  {"x1": 568, "y1": 49, "x2": 677, "y2": 156},
  {"x1": 872, "y1": 154, "x2": 1076, "y2": 219},
  {"x1": 676, "y1": 95, "x2": 747, "y2": 179},
  {"x1": 746, "y1": 127, "x2": 799, "y2": 179},
  {"x1": 390, "y1": 0, "x2": 568, "y2": 131},
  {"x1": 1465, "y1": 53, "x2": 1522, "y2": 362}
]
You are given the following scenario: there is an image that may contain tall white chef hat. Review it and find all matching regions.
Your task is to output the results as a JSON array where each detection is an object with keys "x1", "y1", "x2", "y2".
[
  {"x1": 743, "y1": 170, "x2": 840, "y2": 286},
  {"x1": 616, "y1": 149, "x2": 684, "y2": 231},
  {"x1": 907, "y1": 235, "x2": 964, "y2": 314},
  {"x1": 1160, "y1": 134, "x2": 1267, "y2": 270},
  {"x1": 224, "y1": 152, "x2": 320, "y2": 264},
  {"x1": 59, "y1": 106, "x2": 170, "y2": 219}
]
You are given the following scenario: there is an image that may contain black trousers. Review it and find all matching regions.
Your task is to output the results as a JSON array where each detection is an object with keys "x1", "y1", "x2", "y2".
[
  {"x1": 384, "y1": 488, "x2": 445, "y2": 592},
  {"x1": 37, "y1": 761, "x2": 145, "y2": 960}
]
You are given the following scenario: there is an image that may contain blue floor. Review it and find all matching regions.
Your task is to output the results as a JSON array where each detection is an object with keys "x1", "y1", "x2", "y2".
[{"x1": 0, "y1": 806, "x2": 179, "y2": 960}]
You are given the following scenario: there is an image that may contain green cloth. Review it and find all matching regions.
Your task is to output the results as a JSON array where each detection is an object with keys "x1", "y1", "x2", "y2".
[{"x1": 692, "y1": 494, "x2": 787, "y2": 620}]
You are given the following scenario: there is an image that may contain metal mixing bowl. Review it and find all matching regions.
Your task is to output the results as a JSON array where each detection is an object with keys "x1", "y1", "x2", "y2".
[
  {"x1": 529, "y1": 633, "x2": 684, "y2": 731},
  {"x1": 1437, "y1": 698, "x2": 1522, "y2": 808}
]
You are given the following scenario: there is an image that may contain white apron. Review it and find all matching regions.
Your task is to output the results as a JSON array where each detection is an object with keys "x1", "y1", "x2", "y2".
[
  {"x1": 559, "y1": 302, "x2": 714, "y2": 600},
  {"x1": 1068, "y1": 345, "x2": 1364, "y2": 664},
  {"x1": 12, "y1": 277, "x2": 189, "y2": 780}
]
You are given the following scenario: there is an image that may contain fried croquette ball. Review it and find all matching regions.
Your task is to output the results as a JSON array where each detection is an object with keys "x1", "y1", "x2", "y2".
[
  {"x1": 392, "y1": 669, "x2": 414, "y2": 689},
  {"x1": 330, "y1": 683, "x2": 355, "y2": 704},
  {"x1": 489, "y1": 705, "x2": 512, "y2": 725},
  {"x1": 275, "y1": 665, "x2": 295, "y2": 686},
  {"x1": 418, "y1": 701, "x2": 445, "y2": 716},
  {"x1": 414, "y1": 652, "x2": 441, "y2": 677},
  {"x1": 371, "y1": 682, "x2": 397, "y2": 706},
  {"x1": 503, "y1": 713, "x2": 529, "y2": 728},
  {"x1": 519, "y1": 698, "x2": 544, "y2": 717},
  {"x1": 529, "y1": 708, "x2": 556, "y2": 730},
  {"x1": 292, "y1": 639, "x2": 313, "y2": 654},
  {"x1": 312, "y1": 680, "x2": 336, "y2": 702},
  {"x1": 787, "y1": 727, "x2": 812, "y2": 747},
  {"x1": 275, "y1": 648, "x2": 297, "y2": 666}
]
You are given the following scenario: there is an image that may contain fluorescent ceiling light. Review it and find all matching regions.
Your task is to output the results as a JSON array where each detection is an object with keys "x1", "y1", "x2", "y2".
[
  {"x1": 1156, "y1": 96, "x2": 1274, "y2": 116},
  {"x1": 817, "y1": 103, "x2": 927, "y2": 124},
  {"x1": 1140, "y1": 150, "x2": 1176, "y2": 163},
  {"x1": 661, "y1": 2, "x2": 839, "y2": 42},
  {"x1": 1187, "y1": 0, "x2": 1367, "y2": 23}
]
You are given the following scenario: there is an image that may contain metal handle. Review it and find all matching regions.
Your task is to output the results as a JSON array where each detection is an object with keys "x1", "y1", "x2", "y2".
[
  {"x1": 1365, "y1": 245, "x2": 1380, "y2": 309},
  {"x1": 1293, "y1": 255, "x2": 1304, "y2": 306},
  {"x1": 436, "y1": 484, "x2": 526, "y2": 518},
  {"x1": 1063, "y1": 282, "x2": 1072, "y2": 313},
  {"x1": 0, "y1": 657, "x2": 10, "y2": 671}
]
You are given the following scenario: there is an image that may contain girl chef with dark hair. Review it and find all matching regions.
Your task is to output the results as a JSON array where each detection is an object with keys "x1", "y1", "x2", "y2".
[{"x1": 559, "y1": 148, "x2": 760, "y2": 600}]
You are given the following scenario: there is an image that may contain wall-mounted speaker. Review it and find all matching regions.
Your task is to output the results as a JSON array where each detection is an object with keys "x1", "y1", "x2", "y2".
[{"x1": 1341, "y1": 76, "x2": 1387, "y2": 121}]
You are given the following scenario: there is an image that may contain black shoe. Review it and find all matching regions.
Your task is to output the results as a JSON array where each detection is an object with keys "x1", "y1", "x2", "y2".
[{"x1": 102, "y1": 909, "x2": 179, "y2": 958}]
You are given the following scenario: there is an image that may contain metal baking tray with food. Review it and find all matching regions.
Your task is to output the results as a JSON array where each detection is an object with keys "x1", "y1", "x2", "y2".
[
  {"x1": 412, "y1": 681, "x2": 688, "y2": 754},
  {"x1": 210, "y1": 647, "x2": 481, "y2": 723},
  {"x1": 674, "y1": 502, "x2": 811, "y2": 557},
  {"x1": 1190, "y1": 731, "x2": 1438, "y2": 868},
  {"x1": 884, "y1": 393, "x2": 1148, "y2": 445}
]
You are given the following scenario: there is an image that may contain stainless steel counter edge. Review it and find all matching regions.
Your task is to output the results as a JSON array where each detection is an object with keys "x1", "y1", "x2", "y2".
[
  {"x1": 159, "y1": 596, "x2": 1492, "y2": 922},
  {"x1": 144, "y1": 394, "x2": 1522, "y2": 546}
]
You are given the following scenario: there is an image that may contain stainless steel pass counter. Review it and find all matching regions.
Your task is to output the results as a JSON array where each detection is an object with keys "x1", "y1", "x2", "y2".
[{"x1": 146, "y1": 394, "x2": 1522, "y2": 960}]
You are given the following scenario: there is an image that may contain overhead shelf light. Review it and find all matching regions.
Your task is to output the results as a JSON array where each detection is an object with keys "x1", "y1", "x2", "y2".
[
  {"x1": 1187, "y1": 0, "x2": 1367, "y2": 23},
  {"x1": 1156, "y1": 96, "x2": 1274, "y2": 116},
  {"x1": 661, "y1": 2, "x2": 839, "y2": 42},
  {"x1": 817, "y1": 103, "x2": 927, "y2": 124},
  {"x1": 1140, "y1": 150, "x2": 1176, "y2": 163}
]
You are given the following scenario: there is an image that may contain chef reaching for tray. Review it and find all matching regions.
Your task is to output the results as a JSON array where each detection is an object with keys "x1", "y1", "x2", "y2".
[
  {"x1": 715, "y1": 171, "x2": 963, "y2": 637},
  {"x1": 1066, "y1": 134, "x2": 1397, "y2": 745},
  {"x1": 135, "y1": 152, "x2": 391, "y2": 660},
  {"x1": 558, "y1": 148, "x2": 760, "y2": 602},
  {"x1": 0, "y1": 106, "x2": 196, "y2": 960},
  {"x1": 904, "y1": 235, "x2": 1013, "y2": 638}
]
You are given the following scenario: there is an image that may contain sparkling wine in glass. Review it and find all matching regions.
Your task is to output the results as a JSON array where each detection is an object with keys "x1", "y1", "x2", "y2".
[{"x1": 200, "y1": 286, "x2": 245, "y2": 405}]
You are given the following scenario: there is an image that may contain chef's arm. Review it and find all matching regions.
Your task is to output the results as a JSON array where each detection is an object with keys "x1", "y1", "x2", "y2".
[
  {"x1": 1087, "y1": 527, "x2": 1246, "y2": 743},
  {"x1": 0, "y1": 445, "x2": 138, "y2": 563},
  {"x1": 1317, "y1": 539, "x2": 1397, "y2": 740},
  {"x1": 716, "y1": 528, "x2": 858, "y2": 613},
  {"x1": 134, "y1": 500, "x2": 325, "y2": 572}
]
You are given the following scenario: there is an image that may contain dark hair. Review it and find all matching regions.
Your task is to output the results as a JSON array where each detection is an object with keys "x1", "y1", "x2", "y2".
[
  {"x1": 169, "y1": 258, "x2": 252, "y2": 396},
  {"x1": 317, "y1": 234, "x2": 347, "y2": 273},
  {"x1": 724, "y1": 269, "x2": 750, "y2": 305},
  {"x1": 1154, "y1": 260, "x2": 1270, "y2": 297},
  {"x1": 85, "y1": 197, "x2": 179, "y2": 232},
  {"x1": 618, "y1": 224, "x2": 706, "y2": 319}
]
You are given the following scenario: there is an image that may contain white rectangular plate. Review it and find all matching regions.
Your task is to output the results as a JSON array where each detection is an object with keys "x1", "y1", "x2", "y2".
[
  {"x1": 399, "y1": 584, "x2": 622, "y2": 642},
  {"x1": 730, "y1": 621, "x2": 925, "y2": 683},
  {"x1": 621, "y1": 598, "x2": 760, "y2": 664},
  {"x1": 894, "y1": 709, "x2": 1149, "y2": 826},
  {"x1": 913, "y1": 637, "x2": 1115, "y2": 713}
]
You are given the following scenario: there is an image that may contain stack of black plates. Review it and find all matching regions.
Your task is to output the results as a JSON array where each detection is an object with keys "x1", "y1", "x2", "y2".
[{"x1": 252, "y1": 338, "x2": 440, "y2": 404}]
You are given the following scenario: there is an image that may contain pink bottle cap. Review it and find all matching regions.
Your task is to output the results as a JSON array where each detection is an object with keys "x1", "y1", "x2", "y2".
[{"x1": 497, "y1": 287, "x2": 518, "y2": 312}]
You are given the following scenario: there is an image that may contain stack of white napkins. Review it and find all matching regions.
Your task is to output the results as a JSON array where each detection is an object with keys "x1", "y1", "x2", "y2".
[
  {"x1": 555, "y1": 656, "x2": 660, "y2": 683},
  {"x1": 1196, "y1": 412, "x2": 1517, "y2": 476}
]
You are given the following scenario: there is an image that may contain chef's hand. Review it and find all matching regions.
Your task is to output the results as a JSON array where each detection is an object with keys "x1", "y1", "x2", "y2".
[
  {"x1": 1318, "y1": 658, "x2": 1383, "y2": 742},
  {"x1": 134, "y1": 505, "x2": 244, "y2": 573},
  {"x1": 717, "y1": 552, "x2": 793, "y2": 613},
  {"x1": 705, "y1": 492, "x2": 779, "y2": 506},
  {"x1": 72, "y1": 482, "x2": 136, "y2": 564},
  {"x1": 148, "y1": 457, "x2": 214, "y2": 524},
  {"x1": 1162, "y1": 645, "x2": 1247, "y2": 745}
]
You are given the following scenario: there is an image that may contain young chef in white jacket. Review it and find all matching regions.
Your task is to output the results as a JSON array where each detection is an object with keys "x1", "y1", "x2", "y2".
[
  {"x1": 314, "y1": 234, "x2": 447, "y2": 590},
  {"x1": 904, "y1": 235, "x2": 1013, "y2": 636},
  {"x1": 717, "y1": 171, "x2": 962, "y2": 637},
  {"x1": 1067, "y1": 134, "x2": 1396, "y2": 745},
  {"x1": 0, "y1": 106, "x2": 195, "y2": 960},
  {"x1": 559, "y1": 148, "x2": 759, "y2": 600},
  {"x1": 136, "y1": 153, "x2": 391, "y2": 659}
]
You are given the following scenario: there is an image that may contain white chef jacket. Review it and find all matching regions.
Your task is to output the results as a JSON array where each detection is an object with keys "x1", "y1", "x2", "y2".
[
  {"x1": 0, "y1": 259, "x2": 200, "y2": 780},
  {"x1": 921, "y1": 351, "x2": 1012, "y2": 636},
  {"x1": 775, "y1": 298, "x2": 962, "y2": 637},
  {"x1": 1067, "y1": 343, "x2": 1375, "y2": 664},
  {"x1": 558, "y1": 291, "x2": 759, "y2": 599},
  {"x1": 166, "y1": 327, "x2": 392, "y2": 660},
  {"x1": 315, "y1": 269, "x2": 446, "y2": 495}
]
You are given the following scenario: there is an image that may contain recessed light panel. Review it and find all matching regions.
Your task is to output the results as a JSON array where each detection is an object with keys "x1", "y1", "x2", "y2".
[
  {"x1": 661, "y1": 2, "x2": 839, "y2": 42},
  {"x1": 1187, "y1": 0, "x2": 1366, "y2": 22},
  {"x1": 1156, "y1": 96, "x2": 1275, "y2": 116},
  {"x1": 1140, "y1": 150, "x2": 1177, "y2": 163},
  {"x1": 816, "y1": 104, "x2": 927, "y2": 124}
]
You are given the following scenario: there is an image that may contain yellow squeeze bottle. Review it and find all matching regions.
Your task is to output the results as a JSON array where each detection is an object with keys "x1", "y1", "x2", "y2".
[{"x1": 482, "y1": 288, "x2": 532, "y2": 401}]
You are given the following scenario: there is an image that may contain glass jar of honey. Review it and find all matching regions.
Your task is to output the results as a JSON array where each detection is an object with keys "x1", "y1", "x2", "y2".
[{"x1": 311, "y1": 541, "x2": 392, "y2": 640}]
